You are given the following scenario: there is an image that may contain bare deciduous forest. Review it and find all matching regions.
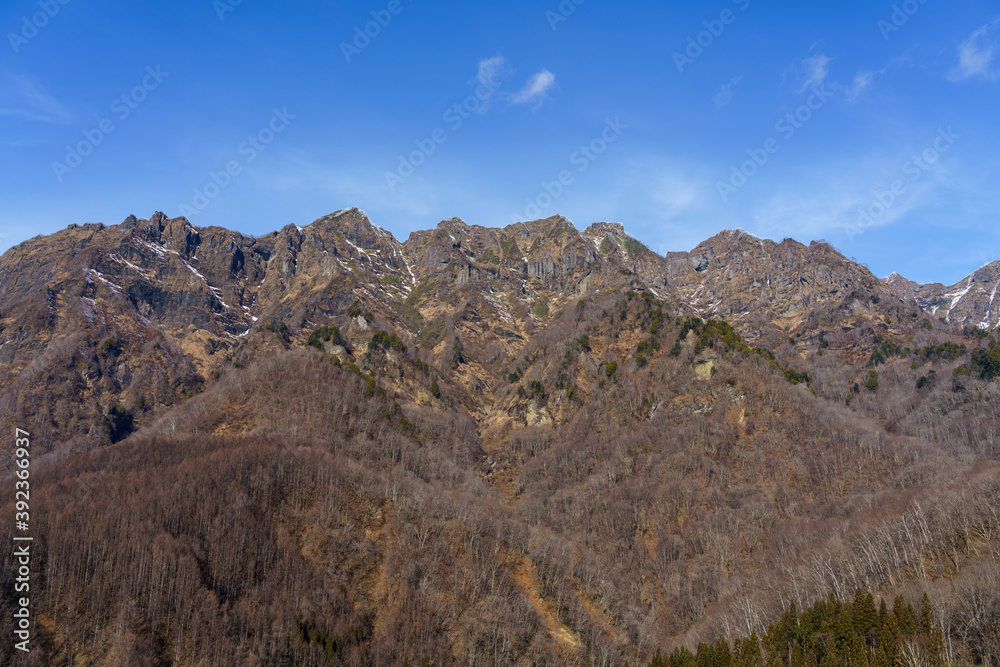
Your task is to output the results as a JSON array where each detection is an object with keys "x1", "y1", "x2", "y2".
[{"x1": 3, "y1": 324, "x2": 998, "y2": 665}]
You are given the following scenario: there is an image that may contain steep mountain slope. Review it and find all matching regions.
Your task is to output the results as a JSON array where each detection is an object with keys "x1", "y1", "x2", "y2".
[
  {"x1": 3, "y1": 300, "x2": 997, "y2": 666},
  {"x1": 664, "y1": 230, "x2": 894, "y2": 327}
]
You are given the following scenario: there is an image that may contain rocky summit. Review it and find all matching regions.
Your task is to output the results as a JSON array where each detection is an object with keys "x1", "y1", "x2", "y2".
[{"x1": 884, "y1": 262, "x2": 1000, "y2": 330}]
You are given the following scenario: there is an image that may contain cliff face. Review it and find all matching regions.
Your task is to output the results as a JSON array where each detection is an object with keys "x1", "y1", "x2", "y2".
[
  {"x1": 884, "y1": 262, "x2": 1000, "y2": 330},
  {"x1": 0, "y1": 210, "x2": 992, "y2": 462}
]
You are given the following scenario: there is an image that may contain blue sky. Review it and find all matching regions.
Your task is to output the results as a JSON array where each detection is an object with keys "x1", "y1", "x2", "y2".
[{"x1": 1, "y1": 0, "x2": 998, "y2": 285}]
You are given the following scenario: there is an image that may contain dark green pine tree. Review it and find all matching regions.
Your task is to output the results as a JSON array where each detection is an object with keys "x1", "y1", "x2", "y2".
[
  {"x1": 852, "y1": 589, "x2": 878, "y2": 646},
  {"x1": 873, "y1": 639, "x2": 893, "y2": 667},
  {"x1": 879, "y1": 609, "x2": 899, "y2": 649},
  {"x1": 776, "y1": 600, "x2": 801, "y2": 664},
  {"x1": 826, "y1": 593, "x2": 844, "y2": 625},
  {"x1": 672, "y1": 644, "x2": 697, "y2": 667},
  {"x1": 834, "y1": 607, "x2": 856, "y2": 654},
  {"x1": 762, "y1": 623, "x2": 779, "y2": 667},
  {"x1": 737, "y1": 634, "x2": 762, "y2": 667},
  {"x1": 326, "y1": 636, "x2": 337, "y2": 665},
  {"x1": 927, "y1": 628, "x2": 945, "y2": 667},
  {"x1": 790, "y1": 641, "x2": 805, "y2": 667},
  {"x1": 820, "y1": 647, "x2": 843, "y2": 667},
  {"x1": 892, "y1": 596, "x2": 917, "y2": 637},
  {"x1": 801, "y1": 599, "x2": 824, "y2": 640},
  {"x1": 919, "y1": 594, "x2": 944, "y2": 667},
  {"x1": 876, "y1": 609, "x2": 901, "y2": 667},
  {"x1": 918, "y1": 594, "x2": 933, "y2": 638},
  {"x1": 715, "y1": 637, "x2": 734, "y2": 667},
  {"x1": 877, "y1": 599, "x2": 889, "y2": 631},
  {"x1": 695, "y1": 642, "x2": 712, "y2": 667},
  {"x1": 295, "y1": 610, "x2": 305, "y2": 642},
  {"x1": 850, "y1": 633, "x2": 871, "y2": 667}
]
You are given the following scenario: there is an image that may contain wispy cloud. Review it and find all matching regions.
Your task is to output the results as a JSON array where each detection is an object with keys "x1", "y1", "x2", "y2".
[
  {"x1": 799, "y1": 53, "x2": 832, "y2": 91},
  {"x1": 511, "y1": 70, "x2": 556, "y2": 107},
  {"x1": 749, "y1": 151, "x2": 956, "y2": 243},
  {"x1": 0, "y1": 74, "x2": 73, "y2": 124},
  {"x1": 652, "y1": 173, "x2": 703, "y2": 217},
  {"x1": 846, "y1": 69, "x2": 877, "y2": 102},
  {"x1": 471, "y1": 57, "x2": 556, "y2": 110},
  {"x1": 950, "y1": 18, "x2": 1000, "y2": 81},
  {"x1": 714, "y1": 76, "x2": 741, "y2": 108},
  {"x1": 752, "y1": 188, "x2": 920, "y2": 242},
  {"x1": 598, "y1": 156, "x2": 719, "y2": 249},
  {"x1": 476, "y1": 55, "x2": 508, "y2": 89},
  {"x1": 787, "y1": 50, "x2": 888, "y2": 103}
]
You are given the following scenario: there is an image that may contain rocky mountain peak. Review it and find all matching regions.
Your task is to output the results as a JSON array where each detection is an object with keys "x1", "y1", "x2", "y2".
[
  {"x1": 883, "y1": 272, "x2": 920, "y2": 300},
  {"x1": 583, "y1": 221, "x2": 626, "y2": 237},
  {"x1": 971, "y1": 260, "x2": 1000, "y2": 283},
  {"x1": 502, "y1": 215, "x2": 578, "y2": 249},
  {"x1": 310, "y1": 208, "x2": 401, "y2": 253},
  {"x1": 884, "y1": 261, "x2": 1000, "y2": 329}
]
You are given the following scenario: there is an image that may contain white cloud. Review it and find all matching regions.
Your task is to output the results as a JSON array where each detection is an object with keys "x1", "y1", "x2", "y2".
[
  {"x1": 714, "y1": 76, "x2": 741, "y2": 108},
  {"x1": 511, "y1": 70, "x2": 556, "y2": 107},
  {"x1": 950, "y1": 18, "x2": 1000, "y2": 81},
  {"x1": 476, "y1": 55, "x2": 508, "y2": 89},
  {"x1": 471, "y1": 57, "x2": 556, "y2": 109},
  {"x1": 787, "y1": 50, "x2": 889, "y2": 103},
  {"x1": 470, "y1": 55, "x2": 510, "y2": 113},
  {"x1": 844, "y1": 66, "x2": 902, "y2": 103},
  {"x1": 0, "y1": 74, "x2": 73, "y2": 124},
  {"x1": 846, "y1": 70, "x2": 877, "y2": 102},
  {"x1": 800, "y1": 53, "x2": 832, "y2": 91}
]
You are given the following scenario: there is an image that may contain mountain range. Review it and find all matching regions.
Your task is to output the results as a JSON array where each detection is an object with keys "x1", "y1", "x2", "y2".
[{"x1": 1, "y1": 211, "x2": 998, "y2": 666}]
